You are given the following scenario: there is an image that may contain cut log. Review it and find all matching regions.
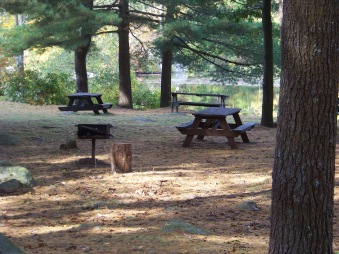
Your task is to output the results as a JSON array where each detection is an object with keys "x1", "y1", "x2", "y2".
[{"x1": 110, "y1": 143, "x2": 132, "y2": 173}]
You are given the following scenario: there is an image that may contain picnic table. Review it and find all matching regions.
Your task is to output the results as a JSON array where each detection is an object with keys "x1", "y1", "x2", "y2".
[
  {"x1": 170, "y1": 92, "x2": 228, "y2": 112},
  {"x1": 176, "y1": 107, "x2": 255, "y2": 149},
  {"x1": 58, "y1": 92, "x2": 112, "y2": 115}
]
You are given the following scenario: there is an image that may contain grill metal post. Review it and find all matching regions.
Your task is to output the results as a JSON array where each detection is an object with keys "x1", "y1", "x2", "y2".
[{"x1": 91, "y1": 138, "x2": 96, "y2": 160}]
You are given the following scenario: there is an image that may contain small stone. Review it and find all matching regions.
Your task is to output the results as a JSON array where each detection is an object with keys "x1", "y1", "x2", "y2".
[{"x1": 237, "y1": 201, "x2": 260, "y2": 211}]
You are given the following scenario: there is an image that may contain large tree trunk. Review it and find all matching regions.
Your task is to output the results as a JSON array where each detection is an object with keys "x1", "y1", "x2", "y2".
[
  {"x1": 74, "y1": 0, "x2": 93, "y2": 93},
  {"x1": 160, "y1": 3, "x2": 174, "y2": 108},
  {"x1": 118, "y1": 0, "x2": 133, "y2": 108},
  {"x1": 160, "y1": 49, "x2": 172, "y2": 107},
  {"x1": 260, "y1": 0, "x2": 274, "y2": 127},
  {"x1": 75, "y1": 40, "x2": 91, "y2": 93},
  {"x1": 268, "y1": 0, "x2": 339, "y2": 253}
]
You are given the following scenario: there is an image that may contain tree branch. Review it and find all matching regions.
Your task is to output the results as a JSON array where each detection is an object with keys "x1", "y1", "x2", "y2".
[{"x1": 174, "y1": 35, "x2": 257, "y2": 66}]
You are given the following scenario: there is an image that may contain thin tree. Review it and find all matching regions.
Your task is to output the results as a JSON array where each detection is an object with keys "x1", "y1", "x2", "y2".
[
  {"x1": 269, "y1": 0, "x2": 339, "y2": 253},
  {"x1": 14, "y1": 14, "x2": 24, "y2": 72},
  {"x1": 260, "y1": 0, "x2": 274, "y2": 127}
]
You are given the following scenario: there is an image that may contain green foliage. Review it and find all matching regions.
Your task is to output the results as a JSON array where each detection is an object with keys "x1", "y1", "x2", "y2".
[
  {"x1": 3, "y1": 70, "x2": 74, "y2": 105},
  {"x1": 132, "y1": 83, "x2": 160, "y2": 110},
  {"x1": 151, "y1": 0, "x2": 281, "y2": 83},
  {"x1": 89, "y1": 68, "x2": 120, "y2": 106},
  {"x1": 89, "y1": 68, "x2": 160, "y2": 109},
  {"x1": 0, "y1": 0, "x2": 120, "y2": 55},
  {"x1": 26, "y1": 48, "x2": 74, "y2": 77}
]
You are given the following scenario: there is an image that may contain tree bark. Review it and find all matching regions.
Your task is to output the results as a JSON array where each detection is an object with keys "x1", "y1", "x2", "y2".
[
  {"x1": 110, "y1": 143, "x2": 132, "y2": 173},
  {"x1": 14, "y1": 14, "x2": 24, "y2": 73},
  {"x1": 118, "y1": 0, "x2": 133, "y2": 108},
  {"x1": 75, "y1": 40, "x2": 91, "y2": 93},
  {"x1": 268, "y1": 0, "x2": 339, "y2": 253},
  {"x1": 160, "y1": 3, "x2": 174, "y2": 108},
  {"x1": 74, "y1": 0, "x2": 93, "y2": 93},
  {"x1": 160, "y1": 48, "x2": 172, "y2": 107},
  {"x1": 260, "y1": 0, "x2": 274, "y2": 127}
]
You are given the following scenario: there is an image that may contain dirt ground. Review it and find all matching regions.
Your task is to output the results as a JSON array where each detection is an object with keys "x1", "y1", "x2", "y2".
[{"x1": 0, "y1": 101, "x2": 338, "y2": 254}]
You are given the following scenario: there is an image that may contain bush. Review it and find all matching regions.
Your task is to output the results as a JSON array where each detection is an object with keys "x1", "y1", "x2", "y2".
[
  {"x1": 90, "y1": 69, "x2": 160, "y2": 109},
  {"x1": 132, "y1": 84, "x2": 160, "y2": 109},
  {"x1": 3, "y1": 70, "x2": 74, "y2": 105},
  {"x1": 89, "y1": 69, "x2": 120, "y2": 106}
]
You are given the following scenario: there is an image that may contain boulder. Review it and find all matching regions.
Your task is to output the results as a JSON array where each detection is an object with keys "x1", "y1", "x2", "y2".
[
  {"x1": 0, "y1": 233, "x2": 25, "y2": 253},
  {"x1": 0, "y1": 164, "x2": 36, "y2": 193}
]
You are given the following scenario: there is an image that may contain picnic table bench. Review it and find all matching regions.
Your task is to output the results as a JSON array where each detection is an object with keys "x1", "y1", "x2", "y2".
[
  {"x1": 176, "y1": 107, "x2": 255, "y2": 149},
  {"x1": 170, "y1": 92, "x2": 229, "y2": 112},
  {"x1": 58, "y1": 92, "x2": 112, "y2": 115}
]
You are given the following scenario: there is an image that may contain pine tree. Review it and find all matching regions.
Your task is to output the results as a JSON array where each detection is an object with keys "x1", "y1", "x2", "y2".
[{"x1": 0, "y1": 0, "x2": 119, "y2": 92}]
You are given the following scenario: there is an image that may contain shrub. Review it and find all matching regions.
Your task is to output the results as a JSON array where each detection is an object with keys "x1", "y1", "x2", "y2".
[
  {"x1": 132, "y1": 84, "x2": 160, "y2": 109},
  {"x1": 89, "y1": 69, "x2": 120, "y2": 106},
  {"x1": 3, "y1": 70, "x2": 74, "y2": 105},
  {"x1": 90, "y1": 69, "x2": 160, "y2": 109}
]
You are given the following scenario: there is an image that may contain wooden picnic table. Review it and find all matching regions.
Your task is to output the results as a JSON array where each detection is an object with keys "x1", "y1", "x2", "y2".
[
  {"x1": 170, "y1": 92, "x2": 229, "y2": 112},
  {"x1": 176, "y1": 107, "x2": 255, "y2": 149},
  {"x1": 58, "y1": 92, "x2": 112, "y2": 115}
]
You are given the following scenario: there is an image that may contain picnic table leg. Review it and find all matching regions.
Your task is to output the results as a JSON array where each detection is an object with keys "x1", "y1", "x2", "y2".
[
  {"x1": 218, "y1": 119, "x2": 238, "y2": 149},
  {"x1": 196, "y1": 119, "x2": 212, "y2": 140},
  {"x1": 232, "y1": 113, "x2": 250, "y2": 143},
  {"x1": 173, "y1": 94, "x2": 179, "y2": 112},
  {"x1": 95, "y1": 95, "x2": 109, "y2": 114},
  {"x1": 170, "y1": 94, "x2": 176, "y2": 113},
  {"x1": 66, "y1": 98, "x2": 79, "y2": 112},
  {"x1": 84, "y1": 98, "x2": 100, "y2": 115},
  {"x1": 182, "y1": 118, "x2": 201, "y2": 147},
  {"x1": 67, "y1": 98, "x2": 75, "y2": 107}
]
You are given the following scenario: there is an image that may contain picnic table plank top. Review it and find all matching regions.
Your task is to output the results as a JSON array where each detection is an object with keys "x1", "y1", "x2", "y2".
[
  {"x1": 170, "y1": 92, "x2": 229, "y2": 97},
  {"x1": 68, "y1": 92, "x2": 102, "y2": 97},
  {"x1": 193, "y1": 107, "x2": 241, "y2": 117}
]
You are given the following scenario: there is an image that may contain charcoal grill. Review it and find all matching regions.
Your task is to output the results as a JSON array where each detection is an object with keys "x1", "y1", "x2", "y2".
[{"x1": 76, "y1": 124, "x2": 113, "y2": 162}]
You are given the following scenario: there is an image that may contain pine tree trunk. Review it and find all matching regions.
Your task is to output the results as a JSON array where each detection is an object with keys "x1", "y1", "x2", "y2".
[
  {"x1": 74, "y1": 0, "x2": 93, "y2": 93},
  {"x1": 268, "y1": 0, "x2": 339, "y2": 253},
  {"x1": 160, "y1": 49, "x2": 172, "y2": 107},
  {"x1": 260, "y1": 0, "x2": 274, "y2": 127},
  {"x1": 118, "y1": 0, "x2": 133, "y2": 108},
  {"x1": 75, "y1": 41, "x2": 90, "y2": 93}
]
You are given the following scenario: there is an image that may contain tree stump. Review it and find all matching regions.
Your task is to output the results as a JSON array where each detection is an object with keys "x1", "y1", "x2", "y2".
[{"x1": 110, "y1": 143, "x2": 132, "y2": 173}]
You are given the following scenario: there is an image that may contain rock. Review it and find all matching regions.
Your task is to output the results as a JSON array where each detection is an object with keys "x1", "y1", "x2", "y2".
[
  {"x1": 0, "y1": 165, "x2": 36, "y2": 193},
  {"x1": 0, "y1": 179, "x2": 23, "y2": 193},
  {"x1": 0, "y1": 133, "x2": 18, "y2": 146},
  {"x1": 60, "y1": 140, "x2": 78, "y2": 150},
  {"x1": 237, "y1": 201, "x2": 260, "y2": 211},
  {"x1": 162, "y1": 219, "x2": 210, "y2": 235},
  {"x1": 0, "y1": 233, "x2": 25, "y2": 253}
]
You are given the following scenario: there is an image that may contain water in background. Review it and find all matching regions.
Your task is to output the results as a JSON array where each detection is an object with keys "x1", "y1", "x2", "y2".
[{"x1": 139, "y1": 74, "x2": 280, "y2": 116}]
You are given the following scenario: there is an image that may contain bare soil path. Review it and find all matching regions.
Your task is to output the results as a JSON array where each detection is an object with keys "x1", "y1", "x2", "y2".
[{"x1": 0, "y1": 101, "x2": 338, "y2": 253}]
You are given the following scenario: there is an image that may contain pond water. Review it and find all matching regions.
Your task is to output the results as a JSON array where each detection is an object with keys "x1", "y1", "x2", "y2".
[{"x1": 140, "y1": 75, "x2": 280, "y2": 116}]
